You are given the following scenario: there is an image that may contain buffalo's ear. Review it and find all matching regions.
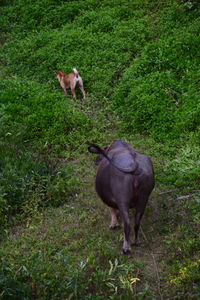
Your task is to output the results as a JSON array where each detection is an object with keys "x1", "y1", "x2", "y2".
[{"x1": 88, "y1": 145, "x2": 100, "y2": 154}]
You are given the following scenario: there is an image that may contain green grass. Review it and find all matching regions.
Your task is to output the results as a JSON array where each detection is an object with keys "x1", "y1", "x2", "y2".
[{"x1": 0, "y1": 0, "x2": 200, "y2": 298}]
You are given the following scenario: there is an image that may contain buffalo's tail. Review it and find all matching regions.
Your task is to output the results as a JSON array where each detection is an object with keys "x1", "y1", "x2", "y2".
[{"x1": 88, "y1": 143, "x2": 138, "y2": 173}]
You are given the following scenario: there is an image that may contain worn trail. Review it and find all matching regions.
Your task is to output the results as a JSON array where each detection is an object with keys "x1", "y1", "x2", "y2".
[{"x1": 78, "y1": 97, "x2": 164, "y2": 298}]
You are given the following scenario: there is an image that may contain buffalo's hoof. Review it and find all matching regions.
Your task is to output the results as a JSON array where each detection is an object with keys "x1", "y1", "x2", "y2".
[
  {"x1": 122, "y1": 248, "x2": 131, "y2": 255},
  {"x1": 109, "y1": 223, "x2": 120, "y2": 230},
  {"x1": 132, "y1": 240, "x2": 141, "y2": 246}
]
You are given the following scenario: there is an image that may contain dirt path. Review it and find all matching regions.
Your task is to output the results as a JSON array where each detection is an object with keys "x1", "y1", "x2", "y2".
[
  {"x1": 79, "y1": 140, "x2": 165, "y2": 298},
  {"x1": 75, "y1": 96, "x2": 166, "y2": 298}
]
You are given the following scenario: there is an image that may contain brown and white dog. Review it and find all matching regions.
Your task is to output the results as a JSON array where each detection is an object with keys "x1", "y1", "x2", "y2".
[{"x1": 56, "y1": 68, "x2": 86, "y2": 99}]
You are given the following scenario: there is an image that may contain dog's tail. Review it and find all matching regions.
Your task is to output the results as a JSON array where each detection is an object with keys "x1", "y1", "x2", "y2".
[{"x1": 73, "y1": 68, "x2": 79, "y2": 78}]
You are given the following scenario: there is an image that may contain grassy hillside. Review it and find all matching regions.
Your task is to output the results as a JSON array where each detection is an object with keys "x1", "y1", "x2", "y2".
[{"x1": 0, "y1": 0, "x2": 200, "y2": 299}]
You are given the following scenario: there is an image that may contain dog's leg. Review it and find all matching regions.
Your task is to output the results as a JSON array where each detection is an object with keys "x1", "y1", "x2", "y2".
[
  {"x1": 79, "y1": 85, "x2": 86, "y2": 99},
  {"x1": 60, "y1": 80, "x2": 69, "y2": 97},
  {"x1": 62, "y1": 86, "x2": 69, "y2": 97},
  {"x1": 78, "y1": 78, "x2": 86, "y2": 99},
  {"x1": 70, "y1": 81, "x2": 76, "y2": 99}
]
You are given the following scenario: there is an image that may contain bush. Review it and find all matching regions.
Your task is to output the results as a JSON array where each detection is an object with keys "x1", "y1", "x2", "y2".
[
  {"x1": 113, "y1": 16, "x2": 200, "y2": 142},
  {"x1": 1, "y1": 1, "x2": 153, "y2": 99},
  {"x1": 0, "y1": 78, "x2": 92, "y2": 230},
  {"x1": 0, "y1": 78, "x2": 91, "y2": 148}
]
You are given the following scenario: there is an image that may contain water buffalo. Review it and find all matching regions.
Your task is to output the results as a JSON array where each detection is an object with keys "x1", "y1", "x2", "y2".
[{"x1": 88, "y1": 140, "x2": 155, "y2": 254}]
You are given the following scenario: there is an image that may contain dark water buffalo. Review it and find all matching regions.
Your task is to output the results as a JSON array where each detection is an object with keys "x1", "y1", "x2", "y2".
[{"x1": 88, "y1": 140, "x2": 155, "y2": 254}]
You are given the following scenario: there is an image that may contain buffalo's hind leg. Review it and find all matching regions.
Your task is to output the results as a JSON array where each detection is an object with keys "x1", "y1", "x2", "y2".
[
  {"x1": 119, "y1": 208, "x2": 131, "y2": 254},
  {"x1": 132, "y1": 210, "x2": 144, "y2": 246},
  {"x1": 109, "y1": 208, "x2": 120, "y2": 229},
  {"x1": 132, "y1": 193, "x2": 149, "y2": 246}
]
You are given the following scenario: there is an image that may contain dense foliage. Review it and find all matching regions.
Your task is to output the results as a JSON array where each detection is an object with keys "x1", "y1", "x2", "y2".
[{"x1": 0, "y1": 0, "x2": 199, "y2": 299}]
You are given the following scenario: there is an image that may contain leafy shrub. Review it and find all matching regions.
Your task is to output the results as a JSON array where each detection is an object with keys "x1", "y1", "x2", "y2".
[
  {"x1": 1, "y1": 2, "x2": 153, "y2": 99},
  {"x1": 0, "y1": 78, "x2": 92, "y2": 148},
  {"x1": 163, "y1": 143, "x2": 200, "y2": 187},
  {"x1": 0, "y1": 78, "x2": 92, "y2": 230},
  {"x1": 0, "y1": 0, "x2": 87, "y2": 33},
  {"x1": 113, "y1": 16, "x2": 200, "y2": 142}
]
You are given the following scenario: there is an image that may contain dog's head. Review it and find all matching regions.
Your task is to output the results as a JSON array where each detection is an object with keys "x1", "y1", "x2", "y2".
[
  {"x1": 56, "y1": 71, "x2": 64, "y2": 80},
  {"x1": 56, "y1": 71, "x2": 64, "y2": 75}
]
